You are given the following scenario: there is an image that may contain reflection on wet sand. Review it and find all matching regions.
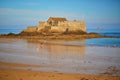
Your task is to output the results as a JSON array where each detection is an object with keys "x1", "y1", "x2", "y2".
[
  {"x1": 0, "y1": 38, "x2": 120, "y2": 75},
  {"x1": 26, "y1": 39, "x2": 86, "y2": 65},
  {"x1": 27, "y1": 39, "x2": 86, "y2": 54}
]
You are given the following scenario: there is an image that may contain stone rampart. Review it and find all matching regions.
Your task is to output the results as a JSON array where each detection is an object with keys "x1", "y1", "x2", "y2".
[
  {"x1": 23, "y1": 17, "x2": 86, "y2": 34},
  {"x1": 23, "y1": 26, "x2": 37, "y2": 32},
  {"x1": 38, "y1": 21, "x2": 86, "y2": 33}
]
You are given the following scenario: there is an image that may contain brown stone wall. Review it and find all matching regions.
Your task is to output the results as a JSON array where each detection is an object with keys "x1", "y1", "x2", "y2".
[
  {"x1": 38, "y1": 22, "x2": 48, "y2": 31},
  {"x1": 36, "y1": 19, "x2": 86, "y2": 33},
  {"x1": 67, "y1": 21, "x2": 86, "y2": 32},
  {"x1": 50, "y1": 26, "x2": 68, "y2": 33},
  {"x1": 49, "y1": 21, "x2": 86, "y2": 33},
  {"x1": 23, "y1": 26, "x2": 37, "y2": 32}
]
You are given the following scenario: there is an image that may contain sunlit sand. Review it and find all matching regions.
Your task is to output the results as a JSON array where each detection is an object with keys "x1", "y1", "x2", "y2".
[{"x1": 0, "y1": 38, "x2": 120, "y2": 80}]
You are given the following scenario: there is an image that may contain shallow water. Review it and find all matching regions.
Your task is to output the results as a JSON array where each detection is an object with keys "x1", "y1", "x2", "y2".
[
  {"x1": 51, "y1": 38, "x2": 120, "y2": 47},
  {"x1": 0, "y1": 29, "x2": 22, "y2": 34},
  {"x1": 0, "y1": 38, "x2": 120, "y2": 75}
]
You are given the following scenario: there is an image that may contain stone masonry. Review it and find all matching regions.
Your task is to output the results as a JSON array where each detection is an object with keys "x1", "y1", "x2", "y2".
[{"x1": 23, "y1": 17, "x2": 86, "y2": 33}]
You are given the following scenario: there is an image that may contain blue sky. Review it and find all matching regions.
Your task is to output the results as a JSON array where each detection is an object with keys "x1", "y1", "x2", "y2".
[{"x1": 0, "y1": 0, "x2": 120, "y2": 29}]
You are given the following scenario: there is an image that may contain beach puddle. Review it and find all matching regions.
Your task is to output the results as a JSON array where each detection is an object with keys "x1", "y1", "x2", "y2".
[{"x1": 0, "y1": 38, "x2": 120, "y2": 76}]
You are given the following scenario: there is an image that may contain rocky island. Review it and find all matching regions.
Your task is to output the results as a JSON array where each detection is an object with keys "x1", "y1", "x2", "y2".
[{"x1": 0, "y1": 17, "x2": 116, "y2": 40}]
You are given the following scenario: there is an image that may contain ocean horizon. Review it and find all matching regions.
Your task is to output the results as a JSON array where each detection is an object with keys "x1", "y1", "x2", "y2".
[
  {"x1": 0, "y1": 29, "x2": 120, "y2": 48},
  {"x1": 0, "y1": 23, "x2": 120, "y2": 36}
]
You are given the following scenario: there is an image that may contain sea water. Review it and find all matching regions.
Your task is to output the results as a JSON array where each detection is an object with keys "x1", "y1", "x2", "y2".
[
  {"x1": 0, "y1": 29, "x2": 22, "y2": 34},
  {"x1": 0, "y1": 26, "x2": 120, "y2": 47},
  {"x1": 58, "y1": 38, "x2": 120, "y2": 47},
  {"x1": 87, "y1": 29, "x2": 120, "y2": 37},
  {"x1": 0, "y1": 25, "x2": 25, "y2": 34},
  {"x1": 86, "y1": 23, "x2": 120, "y2": 36}
]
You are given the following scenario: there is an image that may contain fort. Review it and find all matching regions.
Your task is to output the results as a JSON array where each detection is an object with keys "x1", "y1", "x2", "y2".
[
  {"x1": 23, "y1": 17, "x2": 86, "y2": 34},
  {"x1": 0, "y1": 17, "x2": 114, "y2": 39}
]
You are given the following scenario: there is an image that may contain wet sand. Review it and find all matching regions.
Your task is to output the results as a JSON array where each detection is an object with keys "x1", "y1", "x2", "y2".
[
  {"x1": 0, "y1": 38, "x2": 120, "y2": 80},
  {"x1": 0, "y1": 62, "x2": 120, "y2": 80}
]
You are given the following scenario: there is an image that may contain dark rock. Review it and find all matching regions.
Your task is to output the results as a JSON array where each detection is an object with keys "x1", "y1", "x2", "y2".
[{"x1": 7, "y1": 32, "x2": 16, "y2": 36}]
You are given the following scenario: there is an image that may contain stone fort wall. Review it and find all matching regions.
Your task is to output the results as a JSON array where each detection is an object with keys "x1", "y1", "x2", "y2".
[
  {"x1": 23, "y1": 26, "x2": 37, "y2": 32},
  {"x1": 38, "y1": 21, "x2": 86, "y2": 33},
  {"x1": 23, "y1": 17, "x2": 86, "y2": 33}
]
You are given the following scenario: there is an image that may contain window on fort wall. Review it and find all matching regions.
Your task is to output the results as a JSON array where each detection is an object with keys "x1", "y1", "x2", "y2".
[
  {"x1": 49, "y1": 21, "x2": 52, "y2": 26},
  {"x1": 53, "y1": 21, "x2": 58, "y2": 26},
  {"x1": 56, "y1": 21, "x2": 58, "y2": 26}
]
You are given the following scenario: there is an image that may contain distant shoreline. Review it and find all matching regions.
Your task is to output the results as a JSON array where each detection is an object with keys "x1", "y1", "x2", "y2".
[{"x1": 0, "y1": 32, "x2": 119, "y2": 40}]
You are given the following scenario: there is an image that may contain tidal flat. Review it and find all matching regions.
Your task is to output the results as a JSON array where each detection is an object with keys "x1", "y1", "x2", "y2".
[{"x1": 0, "y1": 38, "x2": 120, "y2": 80}]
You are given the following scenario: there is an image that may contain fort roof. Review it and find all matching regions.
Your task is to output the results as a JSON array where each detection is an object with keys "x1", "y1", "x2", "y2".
[{"x1": 47, "y1": 17, "x2": 67, "y2": 22}]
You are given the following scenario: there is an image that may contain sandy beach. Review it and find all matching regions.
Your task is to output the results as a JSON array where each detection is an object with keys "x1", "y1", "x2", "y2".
[
  {"x1": 0, "y1": 62, "x2": 120, "y2": 80},
  {"x1": 0, "y1": 38, "x2": 120, "y2": 80}
]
